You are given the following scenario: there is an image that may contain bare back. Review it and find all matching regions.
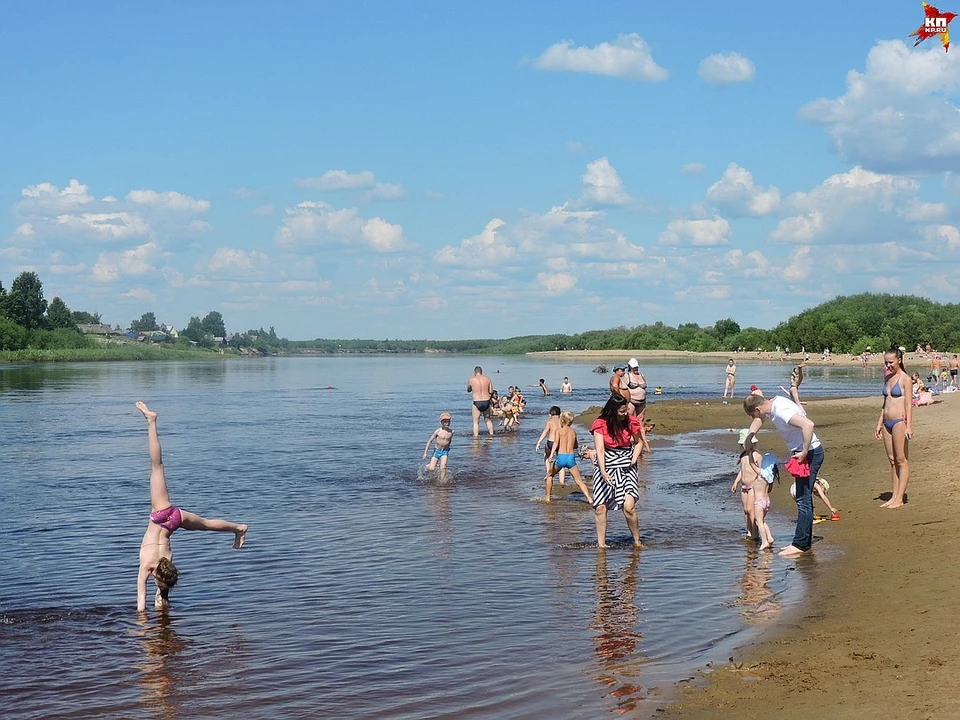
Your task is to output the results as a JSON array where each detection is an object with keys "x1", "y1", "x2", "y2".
[
  {"x1": 556, "y1": 425, "x2": 579, "y2": 453},
  {"x1": 469, "y1": 373, "x2": 493, "y2": 401}
]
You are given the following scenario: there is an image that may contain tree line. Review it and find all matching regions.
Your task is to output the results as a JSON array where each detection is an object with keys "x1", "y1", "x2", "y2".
[{"x1": 2, "y1": 270, "x2": 957, "y2": 357}]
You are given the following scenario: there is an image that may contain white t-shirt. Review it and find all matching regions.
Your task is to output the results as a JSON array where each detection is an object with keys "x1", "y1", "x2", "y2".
[{"x1": 767, "y1": 396, "x2": 821, "y2": 452}]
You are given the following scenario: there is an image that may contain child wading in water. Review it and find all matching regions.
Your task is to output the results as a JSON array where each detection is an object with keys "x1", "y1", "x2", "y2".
[
  {"x1": 136, "y1": 402, "x2": 247, "y2": 612},
  {"x1": 546, "y1": 411, "x2": 593, "y2": 503},
  {"x1": 731, "y1": 428, "x2": 760, "y2": 541},
  {"x1": 423, "y1": 412, "x2": 454, "y2": 480},
  {"x1": 754, "y1": 450, "x2": 779, "y2": 551}
]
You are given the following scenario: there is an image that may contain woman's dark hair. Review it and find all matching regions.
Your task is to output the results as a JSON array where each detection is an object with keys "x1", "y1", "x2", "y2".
[
  {"x1": 155, "y1": 557, "x2": 179, "y2": 594},
  {"x1": 886, "y1": 344, "x2": 906, "y2": 373},
  {"x1": 598, "y1": 393, "x2": 630, "y2": 438}
]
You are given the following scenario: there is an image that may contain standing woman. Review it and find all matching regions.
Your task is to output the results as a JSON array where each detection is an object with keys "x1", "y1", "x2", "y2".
[
  {"x1": 875, "y1": 346, "x2": 913, "y2": 508},
  {"x1": 590, "y1": 394, "x2": 643, "y2": 548},
  {"x1": 723, "y1": 359, "x2": 737, "y2": 399},
  {"x1": 625, "y1": 358, "x2": 652, "y2": 454}
]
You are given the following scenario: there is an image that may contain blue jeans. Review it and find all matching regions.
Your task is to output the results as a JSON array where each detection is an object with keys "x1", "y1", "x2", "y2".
[{"x1": 791, "y1": 446, "x2": 824, "y2": 551}]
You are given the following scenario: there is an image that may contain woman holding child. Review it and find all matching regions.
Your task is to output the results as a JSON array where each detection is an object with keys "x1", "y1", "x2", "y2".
[{"x1": 590, "y1": 394, "x2": 644, "y2": 549}]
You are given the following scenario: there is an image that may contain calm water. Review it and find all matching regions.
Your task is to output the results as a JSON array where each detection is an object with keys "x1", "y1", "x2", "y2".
[{"x1": 1, "y1": 356, "x2": 879, "y2": 719}]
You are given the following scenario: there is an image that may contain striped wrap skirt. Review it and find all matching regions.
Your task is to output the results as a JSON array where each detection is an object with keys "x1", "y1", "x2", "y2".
[{"x1": 592, "y1": 446, "x2": 639, "y2": 511}]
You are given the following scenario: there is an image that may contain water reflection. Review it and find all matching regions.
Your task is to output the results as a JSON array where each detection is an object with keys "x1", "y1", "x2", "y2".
[
  {"x1": 133, "y1": 613, "x2": 187, "y2": 719},
  {"x1": 591, "y1": 549, "x2": 646, "y2": 714},
  {"x1": 735, "y1": 549, "x2": 780, "y2": 625}
]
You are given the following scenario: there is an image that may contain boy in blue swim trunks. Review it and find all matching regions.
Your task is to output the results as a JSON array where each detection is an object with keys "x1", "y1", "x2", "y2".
[
  {"x1": 423, "y1": 412, "x2": 454, "y2": 480},
  {"x1": 546, "y1": 411, "x2": 593, "y2": 503}
]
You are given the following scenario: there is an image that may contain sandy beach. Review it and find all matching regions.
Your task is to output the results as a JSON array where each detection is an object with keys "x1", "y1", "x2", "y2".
[{"x1": 584, "y1": 391, "x2": 960, "y2": 719}]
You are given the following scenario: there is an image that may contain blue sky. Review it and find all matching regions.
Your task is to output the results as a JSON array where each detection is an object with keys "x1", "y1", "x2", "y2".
[{"x1": 2, "y1": 1, "x2": 959, "y2": 339}]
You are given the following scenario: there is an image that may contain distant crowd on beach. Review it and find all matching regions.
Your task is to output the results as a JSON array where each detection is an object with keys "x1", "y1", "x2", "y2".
[{"x1": 420, "y1": 342, "x2": 948, "y2": 556}]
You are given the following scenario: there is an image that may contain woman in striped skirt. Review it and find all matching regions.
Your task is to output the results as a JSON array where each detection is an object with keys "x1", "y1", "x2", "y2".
[{"x1": 590, "y1": 394, "x2": 644, "y2": 548}]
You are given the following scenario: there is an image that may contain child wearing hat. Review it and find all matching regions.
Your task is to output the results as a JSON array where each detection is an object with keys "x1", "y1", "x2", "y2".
[
  {"x1": 731, "y1": 428, "x2": 761, "y2": 542},
  {"x1": 423, "y1": 412, "x2": 454, "y2": 480}
]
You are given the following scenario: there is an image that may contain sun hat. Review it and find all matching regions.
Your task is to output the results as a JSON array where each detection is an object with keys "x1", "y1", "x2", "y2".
[
  {"x1": 737, "y1": 428, "x2": 756, "y2": 446},
  {"x1": 785, "y1": 457, "x2": 811, "y2": 477},
  {"x1": 628, "y1": 358, "x2": 639, "y2": 368},
  {"x1": 816, "y1": 477, "x2": 830, "y2": 492},
  {"x1": 613, "y1": 364, "x2": 627, "y2": 371},
  {"x1": 439, "y1": 412, "x2": 451, "y2": 421}
]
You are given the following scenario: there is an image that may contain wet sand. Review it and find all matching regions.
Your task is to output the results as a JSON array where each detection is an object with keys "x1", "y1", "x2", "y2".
[{"x1": 578, "y1": 393, "x2": 960, "y2": 719}]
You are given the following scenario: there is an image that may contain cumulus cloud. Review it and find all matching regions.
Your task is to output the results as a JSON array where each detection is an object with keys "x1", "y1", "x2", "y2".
[
  {"x1": 581, "y1": 157, "x2": 631, "y2": 207},
  {"x1": 658, "y1": 216, "x2": 731, "y2": 246},
  {"x1": 55, "y1": 212, "x2": 151, "y2": 241},
  {"x1": 532, "y1": 33, "x2": 669, "y2": 82},
  {"x1": 771, "y1": 166, "x2": 935, "y2": 244},
  {"x1": 20, "y1": 179, "x2": 95, "y2": 211},
  {"x1": 799, "y1": 40, "x2": 960, "y2": 173},
  {"x1": 91, "y1": 241, "x2": 161, "y2": 283},
  {"x1": 276, "y1": 201, "x2": 408, "y2": 252},
  {"x1": 697, "y1": 52, "x2": 756, "y2": 86},
  {"x1": 205, "y1": 247, "x2": 270, "y2": 273},
  {"x1": 435, "y1": 219, "x2": 512, "y2": 265},
  {"x1": 122, "y1": 287, "x2": 157, "y2": 303},
  {"x1": 537, "y1": 272, "x2": 577, "y2": 295},
  {"x1": 706, "y1": 163, "x2": 780, "y2": 216},
  {"x1": 126, "y1": 189, "x2": 210, "y2": 214}
]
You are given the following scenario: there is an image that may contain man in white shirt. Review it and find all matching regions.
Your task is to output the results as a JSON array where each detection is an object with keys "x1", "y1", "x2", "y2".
[{"x1": 744, "y1": 393, "x2": 824, "y2": 557}]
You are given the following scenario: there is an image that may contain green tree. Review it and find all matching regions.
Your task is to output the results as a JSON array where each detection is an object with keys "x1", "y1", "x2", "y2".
[
  {"x1": 0, "y1": 279, "x2": 7, "y2": 318},
  {"x1": 181, "y1": 316, "x2": 204, "y2": 342},
  {"x1": 46, "y1": 297, "x2": 75, "y2": 329},
  {"x1": 201, "y1": 311, "x2": 226, "y2": 338},
  {"x1": 713, "y1": 318, "x2": 741, "y2": 346},
  {"x1": 130, "y1": 312, "x2": 159, "y2": 332},
  {"x1": 7, "y1": 271, "x2": 48, "y2": 329},
  {"x1": 0, "y1": 315, "x2": 28, "y2": 350},
  {"x1": 71, "y1": 310, "x2": 101, "y2": 324}
]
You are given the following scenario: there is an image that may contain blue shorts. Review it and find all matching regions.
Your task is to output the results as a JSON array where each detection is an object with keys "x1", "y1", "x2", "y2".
[
  {"x1": 433, "y1": 448, "x2": 449, "y2": 459},
  {"x1": 554, "y1": 452, "x2": 577, "y2": 469}
]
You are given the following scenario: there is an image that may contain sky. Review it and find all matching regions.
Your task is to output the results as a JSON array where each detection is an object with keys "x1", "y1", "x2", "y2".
[{"x1": 2, "y1": 1, "x2": 959, "y2": 340}]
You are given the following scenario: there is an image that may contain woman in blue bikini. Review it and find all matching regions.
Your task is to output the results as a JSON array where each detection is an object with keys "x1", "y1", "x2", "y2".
[
  {"x1": 136, "y1": 402, "x2": 247, "y2": 612},
  {"x1": 875, "y1": 347, "x2": 913, "y2": 509}
]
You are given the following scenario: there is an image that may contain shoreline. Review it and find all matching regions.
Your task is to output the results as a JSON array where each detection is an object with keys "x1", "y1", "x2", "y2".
[
  {"x1": 613, "y1": 393, "x2": 960, "y2": 719},
  {"x1": 531, "y1": 348, "x2": 939, "y2": 370}
]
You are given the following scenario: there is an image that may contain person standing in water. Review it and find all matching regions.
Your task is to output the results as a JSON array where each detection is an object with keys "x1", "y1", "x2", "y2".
[
  {"x1": 135, "y1": 402, "x2": 247, "y2": 612},
  {"x1": 560, "y1": 377, "x2": 573, "y2": 393},
  {"x1": 423, "y1": 412, "x2": 454, "y2": 480},
  {"x1": 723, "y1": 359, "x2": 737, "y2": 399},
  {"x1": 467, "y1": 366, "x2": 495, "y2": 437}
]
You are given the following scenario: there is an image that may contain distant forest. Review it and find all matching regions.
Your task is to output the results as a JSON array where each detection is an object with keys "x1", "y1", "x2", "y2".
[
  {"x1": 294, "y1": 293, "x2": 960, "y2": 355},
  {"x1": 2, "y1": 268, "x2": 958, "y2": 359}
]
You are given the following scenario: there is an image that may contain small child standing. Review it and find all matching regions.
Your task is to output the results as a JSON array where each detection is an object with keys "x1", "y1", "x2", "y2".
[
  {"x1": 754, "y1": 451, "x2": 779, "y2": 551},
  {"x1": 547, "y1": 411, "x2": 593, "y2": 503},
  {"x1": 536, "y1": 406, "x2": 563, "y2": 484},
  {"x1": 731, "y1": 429, "x2": 760, "y2": 541},
  {"x1": 423, "y1": 412, "x2": 454, "y2": 480}
]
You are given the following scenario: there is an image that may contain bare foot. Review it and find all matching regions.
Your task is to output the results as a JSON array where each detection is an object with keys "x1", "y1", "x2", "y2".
[
  {"x1": 879, "y1": 500, "x2": 891, "y2": 508},
  {"x1": 136, "y1": 401, "x2": 157, "y2": 421},
  {"x1": 633, "y1": 541, "x2": 644, "y2": 549},
  {"x1": 778, "y1": 545, "x2": 806, "y2": 558},
  {"x1": 233, "y1": 525, "x2": 248, "y2": 549},
  {"x1": 759, "y1": 541, "x2": 772, "y2": 550},
  {"x1": 542, "y1": 496, "x2": 551, "y2": 503},
  {"x1": 884, "y1": 501, "x2": 904, "y2": 509},
  {"x1": 598, "y1": 543, "x2": 610, "y2": 549}
]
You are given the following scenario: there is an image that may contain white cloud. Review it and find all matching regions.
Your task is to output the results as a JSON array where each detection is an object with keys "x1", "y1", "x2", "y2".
[
  {"x1": 297, "y1": 170, "x2": 375, "y2": 191},
  {"x1": 781, "y1": 245, "x2": 813, "y2": 282},
  {"x1": 365, "y1": 182, "x2": 406, "y2": 202},
  {"x1": 697, "y1": 52, "x2": 756, "y2": 86},
  {"x1": 658, "y1": 216, "x2": 731, "y2": 246},
  {"x1": 799, "y1": 40, "x2": 960, "y2": 172},
  {"x1": 771, "y1": 166, "x2": 930, "y2": 244},
  {"x1": 126, "y1": 189, "x2": 210, "y2": 214},
  {"x1": 91, "y1": 241, "x2": 161, "y2": 283},
  {"x1": 20, "y1": 179, "x2": 94, "y2": 211},
  {"x1": 537, "y1": 272, "x2": 577, "y2": 295},
  {"x1": 55, "y1": 212, "x2": 151, "y2": 241},
  {"x1": 276, "y1": 201, "x2": 408, "y2": 252},
  {"x1": 680, "y1": 162, "x2": 706, "y2": 176},
  {"x1": 706, "y1": 163, "x2": 780, "y2": 216},
  {"x1": 205, "y1": 247, "x2": 269, "y2": 272},
  {"x1": 435, "y1": 219, "x2": 512, "y2": 265},
  {"x1": 581, "y1": 157, "x2": 631, "y2": 207},
  {"x1": 566, "y1": 140, "x2": 588, "y2": 154},
  {"x1": 721, "y1": 248, "x2": 771, "y2": 277},
  {"x1": 251, "y1": 204, "x2": 275, "y2": 216},
  {"x1": 122, "y1": 287, "x2": 157, "y2": 303},
  {"x1": 532, "y1": 33, "x2": 669, "y2": 82},
  {"x1": 674, "y1": 284, "x2": 731, "y2": 301}
]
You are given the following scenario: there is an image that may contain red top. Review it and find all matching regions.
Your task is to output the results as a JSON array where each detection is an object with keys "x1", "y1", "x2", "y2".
[{"x1": 590, "y1": 415, "x2": 641, "y2": 448}]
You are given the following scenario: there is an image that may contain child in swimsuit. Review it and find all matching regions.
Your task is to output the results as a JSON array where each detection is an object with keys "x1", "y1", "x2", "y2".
[
  {"x1": 752, "y1": 450, "x2": 777, "y2": 551},
  {"x1": 547, "y1": 411, "x2": 593, "y2": 504},
  {"x1": 875, "y1": 346, "x2": 913, "y2": 509},
  {"x1": 423, "y1": 412, "x2": 454, "y2": 480},
  {"x1": 731, "y1": 429, "x2": 761, "y2": 541},
  {"x1": 136, "y1": 402, "x2": 247, "y2": 612}
]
